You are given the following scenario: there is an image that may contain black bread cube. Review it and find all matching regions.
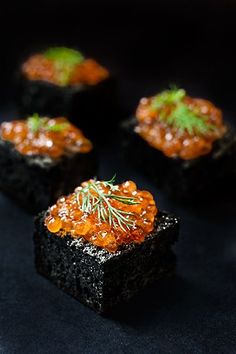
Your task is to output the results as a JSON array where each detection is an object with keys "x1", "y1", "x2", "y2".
[
  {"x1": 122, "y1": 118, "x2": 236, "y2": 200},
  {"x1": 34, "y1": 211, "x2": 179, "y2": 314},
  {"x1": 0, "y1": 138, "x2": 97, "y2": 213},
  {"x1": 17, "y1": 76, "x2": 122, "y2": 140}
]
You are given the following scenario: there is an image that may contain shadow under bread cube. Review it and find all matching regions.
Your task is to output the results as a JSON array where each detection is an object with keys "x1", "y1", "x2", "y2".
[{"x1": 34, "y1": 211, "x2": 179, "y2": 314}]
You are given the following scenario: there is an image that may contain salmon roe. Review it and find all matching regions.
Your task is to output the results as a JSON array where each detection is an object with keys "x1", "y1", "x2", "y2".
[
  {"x1": 44, "y1": 179, "x2": 158, "y2": 252},
  {"x1": 22, "y1": 55, "x2": 109, "y2": 87},
  {"x1": 135, "y1": 95, "x2": 226, "y2": 160},
  {"x1": 0, "y1": 117, "x2": 92, "y2": 158}
]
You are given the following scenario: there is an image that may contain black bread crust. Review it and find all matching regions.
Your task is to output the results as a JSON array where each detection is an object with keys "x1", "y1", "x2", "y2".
[
  {"x1": 122, "y1": 118, "x2": 236, "y2": 200},
  {"x1": 0, "y1": 138, "x2": 97, "y2": 213},
  {"x1": 17, "y1": 75, "x2": 122, "y2": 140},
  {"x1": 34, "y1": 211, "x2": 179, "y2": 314}
]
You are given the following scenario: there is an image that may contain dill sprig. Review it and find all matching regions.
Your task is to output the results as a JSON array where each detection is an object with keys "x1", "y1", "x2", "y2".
[
  {"x1": 44, "y1": 47, "x2": 84, "y2": 86},
  {"x1": 27, "y1": 113, "x2": 42, "y2": 133},
  {"x1": 151, "y1": 87, "x2": 186, "y2": 110},
  {"x1": 27, "y1": 113, "x2": 69, "y2": 133},
  {"x1": 44, "y1": 47, "x2": 84, "y2": 65},
  {"x1": 151, "y1": 87, "x2": 215, "y2": 135},
  {"x1": 164, "y1": 102, "x2": 215, "y2": 135},
  {"x1": 76, "y1": 176, "x2": 139, "y2": 231}
]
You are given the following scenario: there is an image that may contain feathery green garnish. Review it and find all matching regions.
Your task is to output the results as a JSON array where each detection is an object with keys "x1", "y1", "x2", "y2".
[
  {"x1": 43, "y1": 47, "x2": 84, "y2": 86},
  {"x1": 27, "y1": 113, "x2": 42, "y2": 133},
  {"x1": 164, "y1": 102, "x2": 215, "y2": 135},
  {"x1": 76, "y1": 175, "x2": 139, "y2": 231},
  {"x1": 151, "y1": 87, "x2": 186, "y2": 110},
  {"x1": 46, "y1": 123, "x2": 70, "y2": 132},
  {"x1": 151, "y1": 87, "x2": 215, "y2": 135},
  {"x1": 27, "y1": 113, "x2": 69, "y2": 133},
  {"x1": 44, "y1": 47, "x2": 84, "y2": 64}
]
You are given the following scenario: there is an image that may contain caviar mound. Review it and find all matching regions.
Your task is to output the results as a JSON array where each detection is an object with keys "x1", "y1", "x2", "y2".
[
  {"x1": 136, "y1": 88, "x2": 226, "y2": 160},
  {"x1": 45, "y1": 178, "x2": 158, "y2": 252},
  {"x1": 0, "y1": 115, "x2": 92, "y2": 158},
  {"x1": 22, "y1": 47, "x2": 109, "y2": 87},
  {"x1": 35, "y1": 210, "x2": 179, "y2": 313}
]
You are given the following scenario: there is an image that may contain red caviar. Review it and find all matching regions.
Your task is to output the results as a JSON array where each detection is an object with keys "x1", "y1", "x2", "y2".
[
  {"x1": 0, "y1": 117, "x2": 92, "y2": 158},
  {"x1": 136, "y1": 96, "x2": 226, "y2": 160},
  {"x1": 22, "y1": 55, "x2": 109, "y2": 87},
  {"x1": 44, "y1": 180, "x2": 158, "y2": 252}
]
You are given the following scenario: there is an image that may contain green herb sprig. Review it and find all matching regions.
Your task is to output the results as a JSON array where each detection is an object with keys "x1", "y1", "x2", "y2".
[
  {"x1": 151, "y1": 87, "x2": 215, "y2": 135},
  {"x1": 27, "y1": 113, "x2": 42, "y2": 133},
  {"x1": 164, "y1": 102, "x2": 215, "y2": 135},
  {"x1": 27, "y1": 113, "x2": 69, "y2": 133},
  {"x1": 151, "y1": 86, "x2": 186, "y2": 110},
  {"x1": 76, "y1": 175, "x2": 139, "y2": 231},
  {"x1": 44, "y1": 47, "x2": 84, "y2": 86}
]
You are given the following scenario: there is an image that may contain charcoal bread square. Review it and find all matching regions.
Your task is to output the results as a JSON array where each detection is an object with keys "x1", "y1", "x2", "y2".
[
  {"x1": 122, "y1": 118, "x2": 236, "y2": 200},
  {"x1": 34, "y1": 211, "x2": 179, "y2": 314},
  {"x1": 0, "y1": 138, "x2": 97, "y2": 213}
]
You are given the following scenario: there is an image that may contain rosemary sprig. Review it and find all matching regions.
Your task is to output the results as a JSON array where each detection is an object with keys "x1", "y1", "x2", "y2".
[
  {"x1": 76, "y1": 176, "x2": 139, "y2": 231},
  {"x1": 151, "y1": 87, "x2": 215, "y2": 136},
  {"x1": 27, "y1": 114, "x2": 69, "y2": 133}
]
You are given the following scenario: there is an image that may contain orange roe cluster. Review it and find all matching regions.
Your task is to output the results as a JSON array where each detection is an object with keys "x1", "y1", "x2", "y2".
[
  {"x1": 22, "y1": 55, "x2": 109, "y2": 87},
  {"x1": 0, "y1": 117, "x2": 92, "y2": 158},
  {"x1": 44, "y1": 180, "x2": 158, "y2": 252},
  {"x1": 135, "y1": 95, "x2": 226, "y2": 160}
]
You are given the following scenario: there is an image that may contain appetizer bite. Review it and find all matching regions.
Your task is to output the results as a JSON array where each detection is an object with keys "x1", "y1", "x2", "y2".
[
  {"x1": 122, "y1": 87, "x2": 236, "y2": 199},
  {"x1": 18, "y1": 47, "x2": 119, "y2": 138},
  {"x1": 34, "y1": 176, "x2": 179, "y2": 313},
  {"x1": 0, "y1": 114, "x2": 96, "y2": 212}
]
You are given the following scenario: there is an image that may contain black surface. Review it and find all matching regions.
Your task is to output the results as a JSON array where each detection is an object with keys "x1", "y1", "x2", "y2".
[{"x1": 0, "y1": 1, "x2": 236, "y2": 353}]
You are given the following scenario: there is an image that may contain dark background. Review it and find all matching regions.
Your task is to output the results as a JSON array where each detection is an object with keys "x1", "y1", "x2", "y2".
[
  {"x1": 1, "y1": 0, "x2": 236, "y2": 114},
  {"x1": 0, "y1": 1, "x2": 236, "y2": 353}
]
